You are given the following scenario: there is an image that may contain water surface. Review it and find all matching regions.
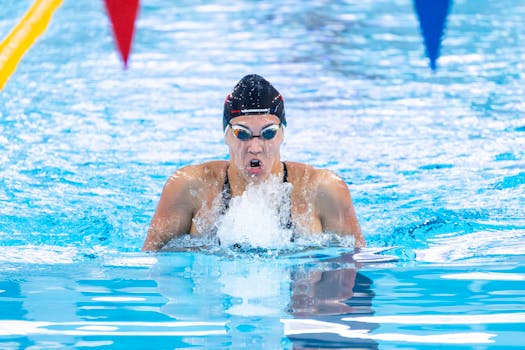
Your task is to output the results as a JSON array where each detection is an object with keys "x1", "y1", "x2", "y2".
[{"x1": 1, "y1": 0, "x2": 524, "y2": 348}]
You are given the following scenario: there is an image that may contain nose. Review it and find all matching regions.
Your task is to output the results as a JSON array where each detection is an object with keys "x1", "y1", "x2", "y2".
[{"x1": 246, "y1": 136, "x2": 264, "y2": 154}]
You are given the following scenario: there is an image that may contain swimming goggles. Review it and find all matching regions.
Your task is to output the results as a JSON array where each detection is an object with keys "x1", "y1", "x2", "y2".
[{"x1": 229, "y1": 123, "x2": 281, "y2": 141}]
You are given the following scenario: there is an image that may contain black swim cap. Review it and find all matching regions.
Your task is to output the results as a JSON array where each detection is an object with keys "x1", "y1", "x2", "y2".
[{"x1": 223, "y1": 74, "x2": 286, "y2": 130}]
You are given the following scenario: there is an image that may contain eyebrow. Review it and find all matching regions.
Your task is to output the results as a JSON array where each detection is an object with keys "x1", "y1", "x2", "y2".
[{"x1": 232, "y1": 122, "x2": 276, "y2": 129}]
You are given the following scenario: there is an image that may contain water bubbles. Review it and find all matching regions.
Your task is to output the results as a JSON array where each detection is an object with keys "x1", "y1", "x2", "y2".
[{"x1": 216, "y1": 175, "x2": 293, "y2": 249}]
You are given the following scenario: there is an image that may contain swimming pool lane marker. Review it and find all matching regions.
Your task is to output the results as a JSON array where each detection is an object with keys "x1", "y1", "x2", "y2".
[{"x1": 0, "y1": 0, "x2": 63, "y2": 90}]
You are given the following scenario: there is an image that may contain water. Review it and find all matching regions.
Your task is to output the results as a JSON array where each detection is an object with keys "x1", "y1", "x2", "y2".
[
  {"x1": 216, "y1": 176, "x2": 295, "y2": 248},
  {"x1": 1, "y1": 0, "x2": 524, "y2": 348}
]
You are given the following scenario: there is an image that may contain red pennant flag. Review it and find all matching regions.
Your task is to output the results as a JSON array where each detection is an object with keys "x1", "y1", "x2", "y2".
[{"x1": 104, "y1": 0, "x2": 139, "y2": 68}]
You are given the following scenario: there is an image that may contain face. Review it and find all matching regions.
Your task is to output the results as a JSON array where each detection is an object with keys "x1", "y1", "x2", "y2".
[{"x1": 225, "y1": 114, "x2": 284, "y2": 183}]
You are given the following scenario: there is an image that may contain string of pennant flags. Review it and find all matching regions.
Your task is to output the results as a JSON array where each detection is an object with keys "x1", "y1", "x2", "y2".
[{"x1": 0, "y1": 0, "x2": 451, "y2": 90}]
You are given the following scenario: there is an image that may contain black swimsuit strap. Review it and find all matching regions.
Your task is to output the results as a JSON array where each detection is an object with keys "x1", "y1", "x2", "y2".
[
  {"x1": 222, "y1": 167, "x2": 231, "y2": 211},
  {"x1": 281, "y1": 162, "x2": 293, "y2": 231}
]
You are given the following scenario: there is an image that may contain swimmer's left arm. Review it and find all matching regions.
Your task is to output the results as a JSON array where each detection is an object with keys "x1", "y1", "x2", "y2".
[{"x1": 316, "y1": 170, "x2": 366, "y2": 248}]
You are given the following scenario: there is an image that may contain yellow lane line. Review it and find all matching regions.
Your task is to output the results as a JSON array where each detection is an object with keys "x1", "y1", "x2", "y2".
[{"x1": 0, "y1": 0, "x2": 63, "y2": 90}]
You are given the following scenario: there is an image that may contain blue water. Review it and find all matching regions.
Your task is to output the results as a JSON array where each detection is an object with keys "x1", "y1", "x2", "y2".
[{"x1": 1, "y1": 0, "x2": 524, "y2": 348}]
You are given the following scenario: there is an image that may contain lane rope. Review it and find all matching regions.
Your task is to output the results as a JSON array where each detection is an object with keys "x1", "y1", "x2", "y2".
[{"x1": 0, "y1": 0, "x2": 63, "y2": 90}]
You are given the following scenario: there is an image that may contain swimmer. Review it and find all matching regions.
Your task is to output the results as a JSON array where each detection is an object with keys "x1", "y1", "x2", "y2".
[{"x1": 142, "y1": 74, "x2": 365, "y2": 251}]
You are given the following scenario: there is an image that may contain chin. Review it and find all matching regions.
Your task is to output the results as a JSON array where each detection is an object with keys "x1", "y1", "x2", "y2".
[{"x1": 245, "y1": 170, "x2": 269, "y2": 183}]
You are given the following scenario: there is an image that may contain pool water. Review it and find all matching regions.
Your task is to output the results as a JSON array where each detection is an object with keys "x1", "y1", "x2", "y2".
[{"x1": 1, "y1": 0, "x2": 524, "y2": 349}]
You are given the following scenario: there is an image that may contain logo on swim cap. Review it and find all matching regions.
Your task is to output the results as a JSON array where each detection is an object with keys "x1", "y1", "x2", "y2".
[{"x1": 223, "y1": 74, "x2": 286, "y2": 130}]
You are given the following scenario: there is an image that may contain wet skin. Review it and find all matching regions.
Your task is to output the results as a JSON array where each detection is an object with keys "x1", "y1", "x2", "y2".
[
  {"x1": 142, "y1": 114, "x2": 365, "y2": 251},
  {"x1": 225, "y1": 114, "x2": 285, "y2": 189}
]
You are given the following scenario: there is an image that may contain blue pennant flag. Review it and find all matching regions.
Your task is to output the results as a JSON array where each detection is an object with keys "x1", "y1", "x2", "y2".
[{"x1": 414, "y1": 0, "x2": 452, "y2": 71}]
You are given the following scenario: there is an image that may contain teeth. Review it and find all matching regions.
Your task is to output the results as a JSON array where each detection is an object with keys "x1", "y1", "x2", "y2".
[{"x1": 250, "y1": 160, "x2": 260, "y2": 167}]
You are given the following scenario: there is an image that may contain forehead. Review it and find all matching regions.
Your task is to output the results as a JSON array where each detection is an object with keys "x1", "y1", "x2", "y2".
[{"x1": 229, "y1": 114, "x2": 280, "y2": 126}]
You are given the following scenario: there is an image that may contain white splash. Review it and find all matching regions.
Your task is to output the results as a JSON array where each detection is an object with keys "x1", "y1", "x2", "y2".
[{"x1": 216, "y1": 175, "x2": 293, "y2": 248}]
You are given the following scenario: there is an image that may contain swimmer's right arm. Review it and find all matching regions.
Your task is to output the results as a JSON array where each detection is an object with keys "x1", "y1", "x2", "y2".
[{"x1": 142, "y1": 170, "x2": 196, "y2": 251}]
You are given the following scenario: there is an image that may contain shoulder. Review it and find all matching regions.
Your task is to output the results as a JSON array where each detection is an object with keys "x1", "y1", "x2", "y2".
[
  {"x1": 285, "y1": 161, "x2": 345, "y2": 189},
  {"x1": 285, "y1": 161, "x2": 351, "y2": 211},
  {"x1": 284, "y1": 161, "x2": 317, "y2": 182},
  {"x1": 163, "y1": 161, "x2": 228, "y2": 196},
  {"x1": 168, "y1": 161, "x2": 228, "y2": 183}
]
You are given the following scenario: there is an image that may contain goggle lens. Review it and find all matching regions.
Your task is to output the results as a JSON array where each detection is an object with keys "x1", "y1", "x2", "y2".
[
  {"x1": 261, "y1": 127, "x2": 278, "y2": 140},
  {"x1": 230, "y1": 124, "x2": 280, "y2": 141},
  {"x1": 232, "y1": 127, "x2": 252, "y2": 140}
]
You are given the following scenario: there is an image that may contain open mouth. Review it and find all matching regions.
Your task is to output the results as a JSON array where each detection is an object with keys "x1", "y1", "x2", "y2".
[{"x1": 247, "y1": 159, "x2": 263, "y2": 175}]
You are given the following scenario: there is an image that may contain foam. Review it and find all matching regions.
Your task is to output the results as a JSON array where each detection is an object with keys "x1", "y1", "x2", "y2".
[{"x1": 216, "y1": 175, "x2": 293, "y2": 249}]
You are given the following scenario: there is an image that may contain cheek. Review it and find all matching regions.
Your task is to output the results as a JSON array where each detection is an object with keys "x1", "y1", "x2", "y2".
[
  {"x1": 224, "y1": 133, "x2": 233, "y2": 147},
  {"x1": 263, "y1": 142, "x2": 281, "y2": 157},
  {"x1": 227, "y1": 141, "x2": 248, "y2": 167},
  {"x1": 230, "y1": 146, "x2": 245, "y2": 159},
  {"x1": 266, "y1": 135, "x2": 283, "y2": 154}
]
